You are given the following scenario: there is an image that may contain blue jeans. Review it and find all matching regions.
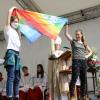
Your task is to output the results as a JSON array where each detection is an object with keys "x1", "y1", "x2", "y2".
[
  {"x1": 4, "y1": 49, "x2": 21, "y2": 98},
  {"x1": 6, "y1": 65, "x2": 20, "y2": 97}
]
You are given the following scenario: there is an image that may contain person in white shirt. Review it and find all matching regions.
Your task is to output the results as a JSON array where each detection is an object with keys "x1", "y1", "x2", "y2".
[
  {"x1": 0, "y1": 72, "x2": 7, "y2": 100},
  {"x1": 33, "y1": 64, "x2": 48, "y2": 91},
  {"x1": 29, "y1": 64, "x2": 48, "y2": 100},
  {"x1": 4, "y1": 7, "x2": 21, "y2": 100},
  {"x1": 48, "y1": 36, "x2": 70, "y2": 100},
  {"x1": 19, "y1": 66, "x2": 32, "y2": 100},
  {"x1": 53, "y1": 36, "x2": 64, "y2": 58}
]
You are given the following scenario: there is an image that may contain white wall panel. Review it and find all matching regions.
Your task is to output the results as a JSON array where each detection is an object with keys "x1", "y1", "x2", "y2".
[
  {"x1": 0, "y1": 0, "x2": 21, "y2": 30},
  {"x1": 0, "y1": 18, "x2": 100, "y2": 86}
]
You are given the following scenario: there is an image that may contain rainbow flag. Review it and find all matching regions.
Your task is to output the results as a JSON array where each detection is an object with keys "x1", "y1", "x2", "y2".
[{"x1": 13, "y1": 9, "x2": 68, "y2": 43}]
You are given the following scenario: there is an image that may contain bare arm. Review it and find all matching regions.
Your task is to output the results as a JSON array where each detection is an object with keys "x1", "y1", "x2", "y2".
[
  {"x1": 6, "y1": 7, "x2": 17, "y2": 26},
  {"x1": 85, "y1": 45, "x2": 93, "y2": 58},
  {"x1": 65, "y1": 25, "x2": 73, "y2": 42}
]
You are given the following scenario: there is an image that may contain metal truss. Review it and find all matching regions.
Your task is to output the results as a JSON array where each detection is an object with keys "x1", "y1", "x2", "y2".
[
  {"x1": 60, "y1": 5, "x2": 100, "y2": 25},
  {"x1": 16, "y1": 0, "x2": 43, "y2": 12}
]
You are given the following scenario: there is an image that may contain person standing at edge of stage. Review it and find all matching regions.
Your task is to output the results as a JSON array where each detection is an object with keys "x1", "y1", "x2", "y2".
[
  {"x1": 65, "y1": 25, "x2": 92, "y2": 100},
  {"x1": 4, "y1": 7, "x2": 21, "y2": 100}
]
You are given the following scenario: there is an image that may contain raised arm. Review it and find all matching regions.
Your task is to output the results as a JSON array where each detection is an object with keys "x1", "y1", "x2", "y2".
[
  {"x1": 65, "y1": 25, "x2": 73, "y2": 42},
  {"x1": 85, "y1": 45, "x2": 93, "y2": 58},
  {"x1": 6, "y1": 7, "x2": 17, "y2": 26}
]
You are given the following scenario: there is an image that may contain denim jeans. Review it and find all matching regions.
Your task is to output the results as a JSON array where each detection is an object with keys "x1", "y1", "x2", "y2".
[
  {"x1": 6, "y1": 65, "x2": 20, "y2": 97},
  {"x1": 70, "y1": 59, "x2": 88, "y2": 97},
  {"x1": 4, "y1": 49, "x2": 21, "y2": 98}
]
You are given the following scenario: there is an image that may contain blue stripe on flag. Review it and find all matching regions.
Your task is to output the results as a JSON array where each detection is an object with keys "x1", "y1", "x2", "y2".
[{"x1": 19, "y1": 24, "x2": 42, "y2": 43}]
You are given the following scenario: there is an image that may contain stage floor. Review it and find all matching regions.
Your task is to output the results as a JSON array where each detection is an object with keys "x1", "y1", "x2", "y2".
[{"x1": 55, "y1": 93, "x2": 100, "y2": 100}]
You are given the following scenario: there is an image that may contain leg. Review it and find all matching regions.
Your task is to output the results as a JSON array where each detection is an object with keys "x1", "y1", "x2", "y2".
[
  {"x1": 44, "y1": 89, "x2": 47, "y2": 100},
  {"x1": 44, "y1": 89, "x2": 49, "y2": 100},
  {"x1": 34, "y1": 87, "x2": 43, "y2": 100},
  {"x1": 80, "y1": 61, "x2": 88, "y2": 98},
  {"x1": 92, "y1": 73, "x2": 96, "y2": 95},
  {"x1": 28, "y1": 88, "x2": 34, "y2": 100},
  {"x1": 2, "y1": 96, "x2": 8, "y2": 100},
  {"x1": 0, "y1": 93, "x2": 2, "y2": 100},
  {"x1": 70, "y1": 62, "x2": 80, "y2": 98},
  {"x1": 6, "y1": 65, "x2": 15, "y2": 98},
  {"x1": 14, "y1": 70, "x2": 20, "y2": 99},
  {"x1": 19, "y1": 90, "x2": 27, "y2": 100},
  {"x1": 28, "y1": 87, "x2": 43, "y2": 100}
]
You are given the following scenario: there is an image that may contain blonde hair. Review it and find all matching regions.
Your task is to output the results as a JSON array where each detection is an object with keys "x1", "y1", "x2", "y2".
[{"x1": 75, "y1": 29, "x2": 87, "y2": 50}]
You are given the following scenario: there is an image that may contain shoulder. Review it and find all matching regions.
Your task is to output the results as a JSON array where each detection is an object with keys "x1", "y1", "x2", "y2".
[
  {"x1": 72, "y1": 39, "x2": 76, "y2": 42},
  {"x1": 4, "y1": 25, "x2": 11, "y2": 30},
  {"x1": 70, "y1": 39, "x2": 76, "y2": 44},
  {"x1": 4, "y1": 25, "x2": 12, "y2": 34}
]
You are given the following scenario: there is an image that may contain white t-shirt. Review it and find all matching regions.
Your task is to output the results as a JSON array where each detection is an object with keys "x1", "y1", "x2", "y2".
[
  {"x1": 4, "y1": 26, "x2": 21, "y2": 51},
  {"x1": 20, "y1": 74, "x2": 32, "y2": 92},
  {"x1": 32, "y1": 73, "x2": 48, "y2": 91},
  {"x1": 53, "y1": 50, "x2": 64, "y2": 58}
]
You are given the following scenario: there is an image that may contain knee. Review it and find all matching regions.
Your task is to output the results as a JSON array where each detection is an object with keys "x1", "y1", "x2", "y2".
[
  {"x1": 15, "y1": 72, "x2": 20, "y2": 83},
  {"x1": 7, "y1": 74, "x2": 14, "y2": 82},
  {"x1": 71, "y1": 77, "x2": 77, "y2": 84},
  {"x1": 14, "y1": 77, "x2": 20, "y2": 84}
]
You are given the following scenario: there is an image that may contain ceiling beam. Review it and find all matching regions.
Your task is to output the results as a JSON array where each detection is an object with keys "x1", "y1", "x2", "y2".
[
  {"x1": 60, "y1": 4, "x2": 100, "y2": 25},
  {"x1": 29, "y1": 0, "x2": 43, "y2": 13},
  {"x1": 16, "y1": 0, "x2": 43, "y2": 13}
]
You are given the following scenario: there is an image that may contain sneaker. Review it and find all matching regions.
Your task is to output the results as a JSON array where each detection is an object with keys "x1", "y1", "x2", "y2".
[
  {"x1": 70, "y1": 96, "x2": 76, "y2": 100},
  {"x1": 81, "y1": 96, "x2": 89, "y2": 100},
  {"x1": 8, "y1": 97, "x2": 13, "y2": 100}
]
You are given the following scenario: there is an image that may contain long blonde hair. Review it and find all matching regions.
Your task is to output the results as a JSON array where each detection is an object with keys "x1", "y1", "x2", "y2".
[{"x1": 75, "y1": 29, "x2": 87, "y2": 50}]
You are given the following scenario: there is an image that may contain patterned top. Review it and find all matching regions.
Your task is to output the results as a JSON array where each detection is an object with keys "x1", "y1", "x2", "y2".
[{"x1": 71, "y1": 39, "x2": 86, "y2": 59}]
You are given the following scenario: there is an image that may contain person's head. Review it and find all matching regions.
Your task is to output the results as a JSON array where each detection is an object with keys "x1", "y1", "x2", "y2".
[
  {"x1": 10, "y1": 16, "x2": 19, "y2": 29},
  {"x1": 75, "y1": 29, "x2": 84, "y2": 41},
  {"x1": 54, "y1": 36, "x2": 62, "y2": 50},
  {"x1": 37, "y1": 64, "x2": 44, "y2": 78},
  {"x1": 75, "y1": 29, "x2": 87, "y2": 49},
  {"x1": 22, "y1": 66, "x2": 29, "y2": 75}
]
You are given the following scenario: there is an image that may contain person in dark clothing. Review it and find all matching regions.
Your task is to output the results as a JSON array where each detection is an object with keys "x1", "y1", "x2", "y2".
[{"x1": 65, "y1": 25, "x2": 92, "y2": 100}]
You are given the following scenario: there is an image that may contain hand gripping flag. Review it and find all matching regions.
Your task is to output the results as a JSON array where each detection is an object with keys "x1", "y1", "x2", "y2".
[{"x1": 12, "y1": 9, "x2": 68, "y2": 43}]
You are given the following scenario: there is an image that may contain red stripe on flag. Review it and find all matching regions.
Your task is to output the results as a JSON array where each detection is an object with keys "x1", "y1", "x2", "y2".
[{"x1": 16, "y1": 9, "x2": 57, "y2": 39}]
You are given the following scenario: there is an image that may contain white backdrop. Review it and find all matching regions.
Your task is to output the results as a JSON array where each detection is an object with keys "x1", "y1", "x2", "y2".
[
  {"x1": 0, "y1": 17, "x2": 100, "y2": 88},
  {"x1": 0, "y1": 0, "x2": 21, "y2": 30}
]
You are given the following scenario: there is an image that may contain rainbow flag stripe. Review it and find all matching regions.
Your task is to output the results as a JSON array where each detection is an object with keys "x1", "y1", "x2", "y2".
[{"x1": 13, "y1": 9, "x2": 68, "y2": 43}]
